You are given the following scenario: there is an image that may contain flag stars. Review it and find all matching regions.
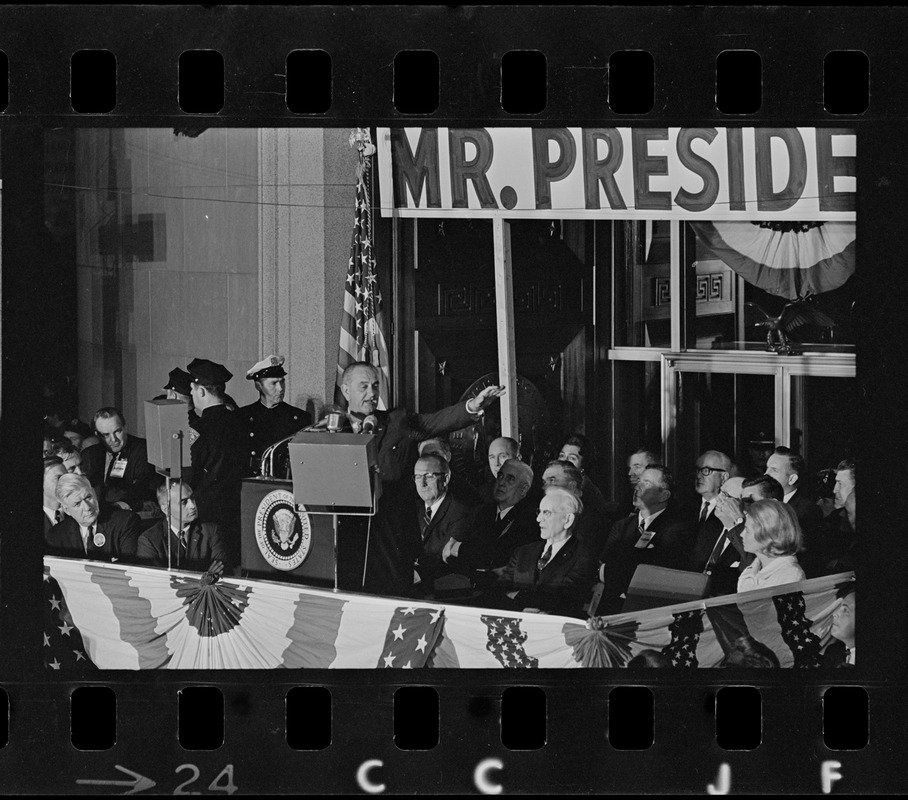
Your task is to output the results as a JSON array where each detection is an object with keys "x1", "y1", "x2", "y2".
[
  {"x1": 415, "y1": 635, "x2": 428, "y2": 653},
  {"x1": 58, "y1": 621, "x2": 74, "y2": 637},
  {"x1": 49, "y1": 596, "x2": 62, "y2": 611},
  {"x1": 48, "y1": 658, "x2": 61, "y2": 670},
  {"x1": 402, "y1": 607, "x2": 416, "y2": 615},
  {"x1": 43, "y1": 633, "x2": 50, "y2": 647},
  {"x1": 383, "y1": 652, "x2": 396, "y2": 668},
  {"x1": 392, "y1": 624, "x2": 406, "y2": 641},
  {"x1": 73, "y1": 650, "x2": 86, "y2": 662},
  {"x1": 429, "y1": 610, "x2": 441, "y2": 624}
]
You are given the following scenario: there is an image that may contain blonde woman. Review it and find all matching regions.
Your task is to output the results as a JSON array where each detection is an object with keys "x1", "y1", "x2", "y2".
[{"x1": 737, "y1": 499, "x2": 805, "y2": 592}]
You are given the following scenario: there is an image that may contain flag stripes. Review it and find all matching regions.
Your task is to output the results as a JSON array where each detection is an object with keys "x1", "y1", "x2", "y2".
[
  {"x1": 334, "y1": 161, "x2": 392, "y2": 409},
  {"x1": 45, "y1": 557, "x2": 852, "y2": 670}
]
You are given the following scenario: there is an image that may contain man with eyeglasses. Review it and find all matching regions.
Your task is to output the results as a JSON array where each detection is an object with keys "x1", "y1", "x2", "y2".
[
  {"x1": 483, "y1": 487, "x2": 597, "y2": 618},
  {"x1": 595, "y1": 464, "x2": 692, "y2": 615},
  {"x1": 541, "y1": 459, "x2": 607, "y2": 552},
  {"x1": 418, "y1": 438, "x2": 483, "y2": 508},
  {"x1": 400, "y1": 454, "x2": 472, "y2": 597},
  {"x1": 690, "y1": 450, "x2": 742, "y2": 596}
]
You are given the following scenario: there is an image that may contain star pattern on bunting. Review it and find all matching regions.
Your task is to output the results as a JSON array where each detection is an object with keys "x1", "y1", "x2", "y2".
[
  {"x1": 481, "y1": 615, "x2": 539, "y2": 668},
  {"x1": 772, "y1": 591, "x2": 823, "y2": 668},
  {"x1": 660, "y1": 609, "x2": 705, "y2": 667},
  {"x1": 44, "y1": 570, "x2": 97, "y2": 673},
  {"x1": 378, "y1": 607, "x2": 446, "y2": 669}
]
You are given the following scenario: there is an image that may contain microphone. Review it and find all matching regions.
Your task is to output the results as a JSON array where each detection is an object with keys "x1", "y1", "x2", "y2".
[
  {"x1": 304, "y1": 405, "x2": 345, "y2": 432},
  {"x1": 361, "y1": 414, "x2": 378, "y2": 434}
]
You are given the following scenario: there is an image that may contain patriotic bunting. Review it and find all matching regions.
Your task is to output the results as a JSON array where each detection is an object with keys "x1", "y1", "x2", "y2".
[
  {"x1": 45, "y1": 557, "x2": 852, "y2": 670},
  {"x1": 44, "y1": 566, "x2": 97, "y2": 672}
]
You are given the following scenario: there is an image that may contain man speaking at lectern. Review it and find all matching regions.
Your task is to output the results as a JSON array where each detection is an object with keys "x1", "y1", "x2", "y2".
[{"x1": 337, "y1": 362, "x2": 504, "y2": 596}]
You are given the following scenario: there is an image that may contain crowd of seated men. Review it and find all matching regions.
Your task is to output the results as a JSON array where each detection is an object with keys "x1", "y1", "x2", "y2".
[{"x1": 42, "y1": 366, "x2": 856, "y2": 662}]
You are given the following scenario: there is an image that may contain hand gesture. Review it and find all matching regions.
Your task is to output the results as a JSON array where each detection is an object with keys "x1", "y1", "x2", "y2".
[
  {"x1": 715, "y1": 494, "x2": 743, "y2": 530},
  {"x1": 467, "y1": 385, "x2": 506, "y2": 414}
]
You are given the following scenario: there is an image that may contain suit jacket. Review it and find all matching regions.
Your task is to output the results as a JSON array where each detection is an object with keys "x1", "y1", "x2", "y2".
[
  {"x1": 690, "y1": 504, "x2": 741, "y2": 597},
  {"x1": 45, "y1": 505, "x2": 141, "y2": 562},
  {"x1": 723, "y1": 521, "x2": 754, "y2": 572},
  {"x1": 596, "y1": 507, "x2": 694, "y2": 615},
  {"x1": 447, "y1": 497, "x2": 540, "y2": 574},
  {"x1": 391, "y1": 490, "x2": 473, "y2": 593},
  {"x1": 787, "y1": 489, "x2": 828, "y2": 578},
  {"x1": 495, "y1": 535, "x2": 598, "y2": 618},
  {"x1": 788, "y1": 488, "x2": 822, "y2": 526},
  {"x1": 360, "y1": 403, "x2": 479, "y2": 487},
  {"x1": 82, "y1": 435, "x2": 157, "y2": 512},
  {"x1": 137, "y1": 519, "x2": 229, "y2": 571},
  {"x1": 342, "y1": 402, "x2": 481, "y2": 596}
]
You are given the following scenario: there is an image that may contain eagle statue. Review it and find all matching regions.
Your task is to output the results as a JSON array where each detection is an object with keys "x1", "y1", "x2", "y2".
[{"x1": 744, "y1": 294, "x2": 837, "y2": 354}]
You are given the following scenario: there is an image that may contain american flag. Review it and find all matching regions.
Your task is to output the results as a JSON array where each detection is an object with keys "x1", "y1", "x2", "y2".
[
  {"x1": 334, "y1": 151, "x2": 392, "y2": 410},
  {"x1": 772, "y1": 591, "x2": 823, "y2": 668},
  {"x1": 44, "y1": 568, "x2": 96, "y2": 672},
  {"x1": 481, "y1": 615, "x2": 540, "y2": 668},
  {"x1": 661, "y1": 609, "x2": 704, "y2": 667},
  {"x1": 377, "y1": 607, "x2": 446, "y2": 669}
]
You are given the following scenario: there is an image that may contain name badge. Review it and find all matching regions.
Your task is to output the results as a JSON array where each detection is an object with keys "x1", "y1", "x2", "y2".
[
  {"x1": 110, "y1": 458, "x2": 127, "y2": 479},
  {"x1": 634, "y1": 528, "x2": 656, "y2": 549},
  {"x1": 93, "y1": 532, "x2": 106, "y2": 547}
]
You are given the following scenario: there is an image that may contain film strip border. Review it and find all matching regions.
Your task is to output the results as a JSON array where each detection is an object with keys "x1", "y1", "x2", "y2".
[
  {"x1": 0, "y1": 6, "x2": 899, "y2": 120},
  {"x1": 0, "y1": 681, "x2": 898, "y2": 793}
]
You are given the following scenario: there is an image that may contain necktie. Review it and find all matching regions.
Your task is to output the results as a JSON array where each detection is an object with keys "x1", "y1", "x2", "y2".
[
  {"x1": 699, "y1": 502, "x2": 709, "y2": 523},
  {"x1": 705, "y1": 532, "x2": 726, "y2": 572},
  {"x1": 424, "y1": 506, "x2": 432, "y2": 527},
  {"x1": 537, "y1": 544, "x2": 553, "y2": 571},
  {"x1": 82, "y1": 525, "x2": 93, "y2": 555}
]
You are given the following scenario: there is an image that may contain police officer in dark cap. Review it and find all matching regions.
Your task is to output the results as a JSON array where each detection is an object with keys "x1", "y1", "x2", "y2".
[
  {"x1": 163, "y1": 368, "x2": 194, "y2": 405},
  {"x1": 240, "y1": 355, "x2": 312, "y2": 476},
  {"x1": 185, "y1": 358, "x2": 247, "y2": 568}
]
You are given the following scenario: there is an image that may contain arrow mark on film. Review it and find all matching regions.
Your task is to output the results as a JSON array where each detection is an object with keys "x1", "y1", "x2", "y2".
[{"x1": 76, "y1": 764, "x2": 156, "y2": 795}]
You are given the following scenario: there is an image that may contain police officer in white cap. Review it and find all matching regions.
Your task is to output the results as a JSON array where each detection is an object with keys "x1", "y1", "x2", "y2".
[{"x1": 240, "y1": 355, "x2": 312, "y2": 476}]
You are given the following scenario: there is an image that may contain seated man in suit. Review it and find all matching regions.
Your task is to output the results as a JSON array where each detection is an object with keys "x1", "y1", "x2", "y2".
[
  {"x1": 766, "y1": 446, "x2": 823, "y2": 527},
  {"x1": 485, "y1": 487, "x2": 597, "y2": 619},
  {"x1": 400, "y1": 454, "x2": 473, "y2": 597},
  {"x1": 81, "y1": 407, "x2": 157, "y2": 514},
  {"x1": 442, "y1": 458, "x2": 538, "y2": 580},
  {"x1": 43, "y1": 457, "x2": 68, "y2": 536},
  {"x1": 541, "y1": 459, "x2": 607, "y2": 552},
  {"x1": 596, "y1": 464, "x2": 693, "y2": 614},
  {"x1": 137, "y1": 480, "x2": 228, "y2": 573},
  {"x1": 46, "y1": 473, "x2": 140, "y2": 561},
  {"x1": 690, "y1": 450, "x2": 741, "y2": 596},
  {"x1": 821, "y1": 459, "x2": 856, "y2": 574}
]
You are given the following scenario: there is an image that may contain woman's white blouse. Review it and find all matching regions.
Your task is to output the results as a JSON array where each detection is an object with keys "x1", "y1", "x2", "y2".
[{"x1": 737, "y1": 554, "x2": 805, "y2": 593}]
